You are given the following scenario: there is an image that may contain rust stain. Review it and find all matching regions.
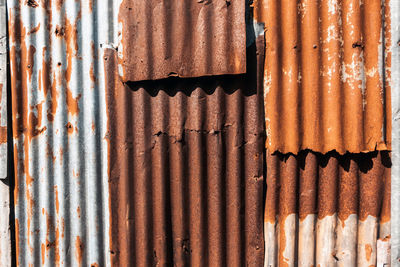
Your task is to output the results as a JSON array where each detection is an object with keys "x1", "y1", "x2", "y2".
[
  {"x1": 0, "y1": 126, "x2": 7, "y2": 144},
  {"x1": 63, "y1": 16, "x2": 82, "y2": 116},
  {"x1": 64, "y1": 17, "x2": 78, "y2": 83},
  {"x1": 55, "y1": 0, "x2": 64, "y2": 11},
  {"x1": 75, "y1": 236, "x2": 84, "y2": 266},
  {"x1": 13, "y1": 144, "x2": 19, "y2": 205},
  {"x1": 90, "y1": 63, "x2": 95, "y2": 82},
  {"x1": 365, "y1": 244, "x2": 372, "y2": 261},
  {"x1": 15, "y1": 219, "x2": 19, "y2": 266},
  {"x1": 66, "y1": 89, "x2": 82, "y2": 116},
  {"x1": 41, "y1": 243, "x2": 45, "y2": 264},
  {"x1": 55, "y1": 226, "x2": 60, "y2": 266},
  {"x1": 27, "y1": 23, "x2": 40, "y2": 35},
  {"x1": 55, "y1": 185, "x2": 59, "y2": 214},
  {"x1": 41, "y1": 47, "x2": 58, "y2": 122},
  {"x1": 27, "y1": 45, "x2": 36, "y2": 81},
  {"x1": 77, "y1": 206, "x2": 81, "y2": 218}
]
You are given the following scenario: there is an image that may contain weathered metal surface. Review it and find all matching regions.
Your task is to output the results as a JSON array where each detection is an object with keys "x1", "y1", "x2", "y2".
[
  {"x1": 7, "y1": 0, "x2": 116, "y2": 265},
  {"x1": 105, "y1": 27, "x2": 265, "y2": 265},
  {"x1": 254, "y1": 0, "x2": 391, "y2": 154},
  {"x1": 264, "y1": 150, "x2": 391, "y2": 267},
  {"x1": 117, "y1": 0, "x2": 246, "y2": 82},
  {"x1": 391, "y1": 0, "x2": 400, "y2": 264}
]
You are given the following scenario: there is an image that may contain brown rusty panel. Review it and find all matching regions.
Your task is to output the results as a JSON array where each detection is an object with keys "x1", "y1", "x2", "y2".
[
  {"x1": 264, "y1": 150, "x2": 391, "y2": 266},
  {"x1": 254, "y1": 0, "x2": 391, "y2": 154},
  {"x1": 105, "y1": 32, "x2": 264, "y2": 266},
  {"x1": 117, "y1": 0, "x2": 246, "y2": 82}
]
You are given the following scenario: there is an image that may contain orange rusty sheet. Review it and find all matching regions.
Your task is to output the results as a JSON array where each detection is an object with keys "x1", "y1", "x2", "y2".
[
  {"x1": 254, "y1": 0, "x2": 391, "y2": 154},
  {"x1": 117, "y1": 0, "x2": 246, "y2": 82},
  {"x1": 265, "y1": 150, "x2": 391, "y2": 266}
]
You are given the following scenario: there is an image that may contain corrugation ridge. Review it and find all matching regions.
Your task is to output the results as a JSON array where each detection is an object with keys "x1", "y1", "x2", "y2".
[
  {"x1": 264, "y1": 150, "x2": 391, "y2": 266},
  {"x1": 256, "y1": 0, "x2": 390, "y2": 154}
]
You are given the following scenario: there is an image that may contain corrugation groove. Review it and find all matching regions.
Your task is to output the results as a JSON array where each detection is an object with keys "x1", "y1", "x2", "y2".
[
  {"x1": 8, "y1": 0, "x2": 114, "y2": 265},
  {"x1": 264, "y1": 150, "x2": 391, "y2": 266},
  {"x1": 254, "y1": 0, "x2": 391, "y2": 154},
  {"x1": 105, "y1": 32, "x2": 265, "y2": 266},
  {"x1": 117, "y1": 0, "x2": 246, "y2": 82}
]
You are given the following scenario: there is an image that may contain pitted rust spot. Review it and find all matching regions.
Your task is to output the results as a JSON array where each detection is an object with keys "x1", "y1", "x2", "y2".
[
  {"x1": 26, "y1": 0, "x2": 39, "y2": 7},
  {"x1": 55, "y1": 25, "x2": 65, "y2": 37},
  {"x1": 66, "y1": 122, "x2": 74, "y2": 134}
]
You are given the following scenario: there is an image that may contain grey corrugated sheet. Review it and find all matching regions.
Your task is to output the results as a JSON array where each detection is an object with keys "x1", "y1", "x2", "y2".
[
  {"x1": 391, "y1": 0, "x2": 400, "y2": 264},
  {"x1": 7, "y1": 0, "x2": 117, "y2": 265}
]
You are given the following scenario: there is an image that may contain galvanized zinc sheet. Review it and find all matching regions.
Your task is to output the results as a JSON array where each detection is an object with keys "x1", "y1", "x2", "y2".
[
  {"x1": 117, "y1": 0, "x2": 247, "y2": 82},
  {"x1": 254, "y1": 0, "x2": 391, "y2": 154},
  {"x1": 7, "y1": 0, "x2": 116, "y2": 265},
  {"x1": 390, "y1": 0, "x2": 400, "y2": 263},
  {"x1": 265, "y1": 150, "x2": 391, "y2": 267},
  {"x1": 105, "y1": 32, "x2": 265, "y2": 266}
]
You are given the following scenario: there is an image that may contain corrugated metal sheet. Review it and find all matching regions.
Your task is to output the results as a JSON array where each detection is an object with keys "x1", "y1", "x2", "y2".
[
  {"x1": 390, "y1": 0, "x2": 400, "y2": 264},
  {"x1": 264, "y1": 150, "x2": 391, "y2": 266},
  {"x1": 117, "y1": 0, "x2": 246, "y2": 82},
  {"x1": 254, "y1": 0, "x2": 391, "y2": 154},
  {"x1": 105, "y1": 28, "x2": 265, "y2": 266},
  {"x1": 7, "y1": 0, "x2": 117, "y2": 265}
]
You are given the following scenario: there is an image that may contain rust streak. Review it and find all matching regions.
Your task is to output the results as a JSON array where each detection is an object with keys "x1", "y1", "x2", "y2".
[{"x1": 75, "y1": 236, "x2": 84, "y2": 266}]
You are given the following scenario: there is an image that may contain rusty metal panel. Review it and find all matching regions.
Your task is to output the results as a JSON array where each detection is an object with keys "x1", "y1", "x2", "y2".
[
  {"x1": 117, "y1": 0, "x2": 246, "y2": 82},
  {"x1": 7, "y1": 0, "x2": 117, "y2": 265},
  {"x1": 264, "y1": 150, "x2": 391, "y2": 267},
  {"x1": 390, "y1": 0, "x2": 400, "y2": 263},
  {"x1": 254, "y1": 0, "x2": 391, "y2": 154},
  {"x1": 105, "y1": 27, "x2": 265, "y2": 265}
]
